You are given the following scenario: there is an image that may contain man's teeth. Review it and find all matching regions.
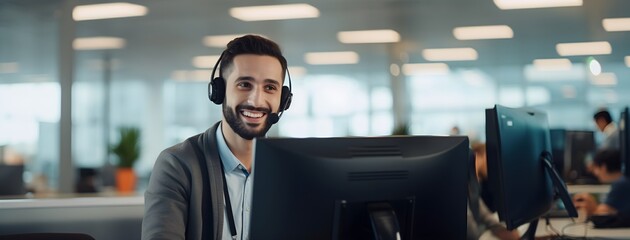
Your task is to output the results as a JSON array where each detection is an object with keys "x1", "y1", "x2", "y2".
[{"x1": 242, "y1": 111, "x2": 264, "y2": 118}]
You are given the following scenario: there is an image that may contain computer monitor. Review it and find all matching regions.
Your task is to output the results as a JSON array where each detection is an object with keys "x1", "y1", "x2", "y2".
[
  {"x1": 549, "y1": 129, "x2": 566, "y2": 179},
  {"x1": 0, "y1": 165, "x2": 25, "y2": 196},
  {"x1": 566, "y1": 130, "x2": 598, "y2": 184},
  {"x1": 486, "y1": 105, "x2": 577, "y2": 237},
  {"x1": 549, "y1": 129, "x2": 598, "y2": 184},
  {"x1": 620, "y1": 107, "x2": 630, "y2": 177},
  {"x1": 250, "y1": 136, "x2": 470, "y2": 239}
]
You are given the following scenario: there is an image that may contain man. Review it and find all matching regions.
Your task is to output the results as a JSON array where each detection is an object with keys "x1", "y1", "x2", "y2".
[
  {"x1": 142, "y1": 35, "x2": 291, "y2": 240},
  {"x1": 573, "y1": 149, "x2": 630, "y2": 218},
  {"x1": 593, "y1": 109, "x2": 620, "y2": 150}
]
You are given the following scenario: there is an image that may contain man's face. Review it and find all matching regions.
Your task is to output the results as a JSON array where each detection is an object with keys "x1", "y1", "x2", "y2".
[
  {"x1": 595, "y1": 118, "x2": 607, "y2": 132},
  {"x1": 222, "y1": 54, "x2": 283, "y2": 140}
]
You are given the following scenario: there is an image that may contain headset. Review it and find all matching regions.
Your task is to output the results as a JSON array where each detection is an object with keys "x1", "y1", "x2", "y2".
[{"x1": 208, "y1": 50, "x2": 293, "y2": 124}]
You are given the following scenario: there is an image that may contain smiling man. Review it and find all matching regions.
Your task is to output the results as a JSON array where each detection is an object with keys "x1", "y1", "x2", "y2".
[{"x1": 142, "y1": 35, "x2": 292, "y2": 240}]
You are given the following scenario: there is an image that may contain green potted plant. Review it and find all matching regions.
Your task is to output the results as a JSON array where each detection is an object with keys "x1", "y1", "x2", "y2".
[{"x1": 110, "y1": 127, "x2": 141, "y2": 193}]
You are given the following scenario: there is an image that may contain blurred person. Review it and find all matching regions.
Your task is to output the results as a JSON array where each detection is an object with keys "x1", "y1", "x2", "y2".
[
  {"x1": 472, "y1": 142, "x2": 488, "y2": 181},
  {"x1": 142, "y1": 35, "x2": 293, "y2": 240},
  {"x1": 573, "y1": 149, "x2": 630, "y2": 218},
  {"x1": 2, "y1": 146, "x2": 25, "y2": 165},
  {"x1": 471, "y1": 142, "x2": 494, "y2": 212},
  {"x1": 593, "y1": 109, "x2": 619, "y2": 150},
  {"x1": 468, "y1": 142, "x2": 520, "y2": 240},
  {"x1": 450, "y1": 125, "x2": 461, "y2": 136}
]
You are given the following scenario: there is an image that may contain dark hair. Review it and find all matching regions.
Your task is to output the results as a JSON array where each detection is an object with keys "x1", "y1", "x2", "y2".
[
  {"x1": 593, "y1": 109, "x2": 613, "y2": 124},
  {"x1": 219, "y1": 35, "x2": 287, "y2": 81},
  {"x1": 593, "y1": 149, "x2": 621, "y2": 173}
]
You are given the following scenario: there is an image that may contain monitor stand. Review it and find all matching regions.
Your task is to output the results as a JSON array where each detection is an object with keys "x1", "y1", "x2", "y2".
[
  {"x1": 521, "y1": 152, "x2": 579, "y2": 239},
  {"x1": 333, "y1": 199, "x2": 411, "y2": 240},
  {"x1": 367, "y1": 202, "x2": 401, "y2": 240}
]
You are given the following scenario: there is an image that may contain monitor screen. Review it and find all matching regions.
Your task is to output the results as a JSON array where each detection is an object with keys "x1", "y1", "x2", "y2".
[
  {"x1": 250, "y1": 136, "x2": 469, "y2": 239},
  {"x1": 549, "y1": 129, "x2": 566, "y2": 179},
  {"x1": 620, "y1": 107, "x2": 629, "y2": 177},
  {"x1": 486, "y1": 105, "x2": 577, "y2": 232},
  {"x1": 549, "y1": 129, "x2": 598, "y2": 184},
  {"x1": 565, "y1": 130, "x2": 597, "y2": 184}
]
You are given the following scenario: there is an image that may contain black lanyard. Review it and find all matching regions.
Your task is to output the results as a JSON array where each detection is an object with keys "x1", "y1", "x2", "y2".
[{"x1": 219, "y1": 158, "x2": 238, "y2": 240}]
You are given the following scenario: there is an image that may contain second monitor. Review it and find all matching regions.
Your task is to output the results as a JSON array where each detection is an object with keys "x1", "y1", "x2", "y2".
[{"x1": 486, "y1": 105, "x2": 577, "y2": 238}]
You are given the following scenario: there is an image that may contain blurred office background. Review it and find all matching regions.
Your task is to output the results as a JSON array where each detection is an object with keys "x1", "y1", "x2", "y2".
[{"x1": 1, "y1": 0, "x2": 629, "y2": 195}]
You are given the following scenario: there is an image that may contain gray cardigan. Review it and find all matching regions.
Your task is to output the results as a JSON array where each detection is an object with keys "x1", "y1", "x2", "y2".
[{"x1": 142, "y1": 122, "x2": 225, "y2": 240}]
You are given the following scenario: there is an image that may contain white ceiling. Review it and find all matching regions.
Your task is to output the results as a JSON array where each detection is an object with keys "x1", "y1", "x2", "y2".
[{"x1": 3, "y1": 0, "x2": 630, "y2": 91}]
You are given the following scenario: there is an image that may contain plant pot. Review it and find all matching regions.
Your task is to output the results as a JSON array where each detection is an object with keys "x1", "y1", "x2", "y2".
[{"x1": 115, "y1": 168, "x2": 136, "y2": 193}]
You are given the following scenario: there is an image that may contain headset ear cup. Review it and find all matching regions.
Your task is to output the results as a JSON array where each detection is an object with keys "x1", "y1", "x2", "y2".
[
  {"x1": 209, "y1": 77, "x2": 225, "y2": 105},
  {"x1": 280, "y1": 86, "x2": 292, "y2": 111}
]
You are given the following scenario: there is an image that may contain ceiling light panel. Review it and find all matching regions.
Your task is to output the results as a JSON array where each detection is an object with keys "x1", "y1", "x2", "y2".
[
  {"x1": 288, "y1": 66, "x2": 307, "y2": 77},
  {"x1": 591, "y1": 72, "x2": 617, "y2": 86},
  {"x1": 494, "y1": 0, "x2": 582, "y2": 10},
  {"x1": 337, "y1": 29, "x2": 401, "y2": 43},
  {"x1": 170, "y1": 70, "x2": 212, "y2": 82},
  {"x1": 453, "y1": 25, "x2": 514, "y2": 40},
  {"x1": 602, "y1": 18, "x2": 630, "y2": 32},
  {"x1": 524, "y1": 63, "x2": 585, "y2": 82},
  {"x1": 556, "y1": 41, "x2": 612, "y2": 56},
  {"x1": 192, "y1": 55, "x2": 221, "y2": 69},
  {"x1": 230, "y1": 4, "x2": 319, "y2": 21},
  {"x1": 532, "y1": 58, "x2": 572, "y2": 71},
  {"x1": 73, "y1": 37, "x2": 126, "y2": 50},
  {"x1": 402, "y1": 63, "x2": 450, "y2": 75},
  {"x1": 304, "y1": 51, "x2": 359, "y2": 65},
  {"x1": 203, "y1": 34, "x2": 267, "y2": 48},
  {"x1": 73, "y1": 2, "x2": 148, "y2": 21},
  {"x1": 204, "y1": 35, "x2": 245, "y2": 48},
  {"x1": 422, "y1": 48, "x2": 478, "y2": 61}
]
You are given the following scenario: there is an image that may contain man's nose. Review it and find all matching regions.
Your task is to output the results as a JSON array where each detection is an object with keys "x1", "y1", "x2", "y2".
[{"x1": 246, "y1": 85, "x2": 264, "y2": 106}]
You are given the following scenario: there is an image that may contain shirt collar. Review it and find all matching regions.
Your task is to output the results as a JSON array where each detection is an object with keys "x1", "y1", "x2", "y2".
[{"x1": 216, "y1": 123, "x2": 244, "y2": 173}]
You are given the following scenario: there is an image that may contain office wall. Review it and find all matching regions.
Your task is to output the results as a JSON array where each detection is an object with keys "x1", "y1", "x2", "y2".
[{"x1": 1, "y1": 0, "x2": 629, "y2": 194}]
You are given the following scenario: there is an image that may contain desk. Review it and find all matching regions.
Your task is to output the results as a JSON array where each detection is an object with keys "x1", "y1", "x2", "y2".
[
  {"x1": 0, "y1": 195, "x2": 144, "y2": 240},
  {"x1": 480, "y1": 217, "x2": 630, "y2": 240},
  {"x1": 535, "y1": 218, "x2": 630, "y2": 239}
]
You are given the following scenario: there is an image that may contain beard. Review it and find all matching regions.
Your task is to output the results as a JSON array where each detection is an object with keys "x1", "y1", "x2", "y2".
[{"x1": 223, "y1": 103, "x2": 274, "y2": 140}]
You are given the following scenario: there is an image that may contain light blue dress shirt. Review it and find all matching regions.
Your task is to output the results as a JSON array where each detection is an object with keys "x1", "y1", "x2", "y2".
[{"x1": 216, "y1": 124, "x2": 254, "y2": 240}]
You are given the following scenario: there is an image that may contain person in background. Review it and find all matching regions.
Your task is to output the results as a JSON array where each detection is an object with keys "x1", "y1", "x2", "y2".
[
  {"x1": 471, "y1": 142, "x2": 495, "y2": 212},
  {"x1": 467, "y1": 142, "x2": 520, "y2": 240},
  {"x1": 573, "y1": 149, "x2": 630, "y2": 218},
  {"x1": 593, "y1": 109, "x2": 620, "y2": 150},
  {"x1": 449, "y1": 125, "x2": 461, "y2": 136}
]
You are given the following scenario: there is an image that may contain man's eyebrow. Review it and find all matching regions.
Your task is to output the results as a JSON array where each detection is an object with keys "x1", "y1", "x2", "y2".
[
  {"x1": 236, "y1": 76, "x2": 255, "y2": 81},
  {"x1": 264, "y1": 79, "x2": 281, "y2": 86},
  {"x1": 234, "y1": 77, "x2": 281, "y2": 87}
]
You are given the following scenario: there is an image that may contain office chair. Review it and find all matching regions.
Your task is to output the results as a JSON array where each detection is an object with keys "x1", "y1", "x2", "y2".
[{"x1": 0, "y1": 233, "x2": 95, "y2": 240}]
